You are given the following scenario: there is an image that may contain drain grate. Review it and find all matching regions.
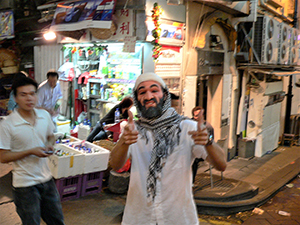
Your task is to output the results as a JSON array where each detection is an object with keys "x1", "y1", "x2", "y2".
[
  {"x1": 195, "y1": 174, "x2": 237, "y2": 192},
  {"x1": 193, "y1": 173, "x2": 259, "y2": 201}
]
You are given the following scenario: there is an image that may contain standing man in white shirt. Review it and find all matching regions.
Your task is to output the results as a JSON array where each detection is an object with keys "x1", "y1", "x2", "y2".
[
  {"x1": 110, "y1": 72, "x2": 227, "y2": 225},
  {"x1": 36, "y1": 69, "x2": 63, "y2": 131},
  {"x1": 0, "y1": 76, "x2": 65, "y2": 225}
]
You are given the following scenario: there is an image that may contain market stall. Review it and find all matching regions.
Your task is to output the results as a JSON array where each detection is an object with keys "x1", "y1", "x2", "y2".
[
  {"x1": 50, "y1": 134, "x2": 110, "y2": 201},
  {"x1": 33, "y1": 0, "x2": 187, "y2": 197}
]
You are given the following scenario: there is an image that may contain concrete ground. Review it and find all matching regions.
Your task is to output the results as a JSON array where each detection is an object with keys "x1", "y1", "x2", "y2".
[{"x1": 1, "y1": 145, "x2": 300, "y2": 225}]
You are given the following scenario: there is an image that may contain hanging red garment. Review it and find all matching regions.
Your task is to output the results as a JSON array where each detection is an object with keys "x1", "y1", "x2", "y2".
[
  {"x1": 77, "y1": 72, "x2": 89, "y2": 84},
  {"x1": 68, "y1": 68, "x2": 75, "y2": 81}
]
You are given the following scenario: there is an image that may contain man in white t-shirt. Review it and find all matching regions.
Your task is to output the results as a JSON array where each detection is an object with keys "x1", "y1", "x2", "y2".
[
  {"x1": 36, "y1": 69, "x2": 63, "y2": 131},
  {"x1": 110, "y1": 72, "x2": 227, "y2": 225},
  {"x1": 0, "y1": 76, "x2": 65, "y2": 225}
]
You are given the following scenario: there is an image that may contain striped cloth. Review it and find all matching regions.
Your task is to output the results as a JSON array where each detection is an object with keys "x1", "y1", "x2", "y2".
[{"x1": 134, "y1": 92, "x2": 188, "y2": 201}]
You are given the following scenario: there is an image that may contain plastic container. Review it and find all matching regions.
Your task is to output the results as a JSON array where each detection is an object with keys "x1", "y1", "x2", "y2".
[
  {"x1": 48, "y1": 144, "x2": 85, "y2": 179},
  {"x1": 114, "y1": 108, "x2": 120, "y2": 123},
  {"x1": 63, "y1": 140, "x2": 110, "y2": 174},
  {"x1": 81, "y1": 171, "x2": 104, "y2": 197},
  {"x1": 55, "y1": 175, "x2": 82, "y2": 201}
]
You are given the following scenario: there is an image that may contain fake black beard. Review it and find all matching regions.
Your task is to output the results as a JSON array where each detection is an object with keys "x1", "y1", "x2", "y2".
[{"x1": 137, "y1": 97, "x2": 164, "y2": 119}]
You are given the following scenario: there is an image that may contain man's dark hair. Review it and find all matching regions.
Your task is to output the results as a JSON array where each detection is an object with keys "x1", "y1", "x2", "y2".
[
  {"x1": 13, "y1": 71, "x2": 28, "y2": 80},
  {"x1": 12, "y1": 76, "x2": 38, "y2": 96},
  {"x1": 47, "y1": 69, "x2": 59, "y2": 79},
  {"x1": 119, "y1": 96, "x2": 134, "y2": 109},
  {"x1": 192, "y1": 106, "x2": 204, "y2": 116},
  {"x1": 170, "y1": 93, "x2": 179, "y2": 100}
]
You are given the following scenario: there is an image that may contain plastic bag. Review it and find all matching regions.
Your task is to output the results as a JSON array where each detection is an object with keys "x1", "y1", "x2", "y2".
[{"x1": 116, "y1": 159, "x2": 131, "y2": 173}]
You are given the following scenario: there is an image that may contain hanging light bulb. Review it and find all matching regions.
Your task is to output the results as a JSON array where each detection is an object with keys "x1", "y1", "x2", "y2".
[{"x1": 43, "y1": 31, "x2": 56, "y2": 40}]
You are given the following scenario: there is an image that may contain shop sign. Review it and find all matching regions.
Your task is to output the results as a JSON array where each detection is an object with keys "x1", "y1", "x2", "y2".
[
  {"x1": 197, "y1": 50, "x2": 224, "y2": 75},
  {"x1": 157, "y1": 45, "x2": 182, "y2": 64},
  {"x1": 155, "y1": 45, "x2": 182, "y2": 78},
  {"x1": 50, "y1": 0, "x2": 116, "y2": 32},
  {"x1": 123, "y1": 36, "x2": 137, "y2": 53},
  {"x1": 108, "y1": 9, "x2": 135, "y2": 41},
  {"x1": 0, "y1": 10, "x2": 14, "y2": 40},
  {"x1": 146, "y1": 17, "x2": 185, "y2": 46},
  {"x1": 90, "y1": 8, "x2": 134, "y2": 41}
]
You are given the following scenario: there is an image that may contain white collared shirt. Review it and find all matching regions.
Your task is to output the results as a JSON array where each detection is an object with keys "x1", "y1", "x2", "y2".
[
  {"x1": 37, "y1": 80, "x2": 63, "y2": 113},
  {"x1": 122, "y1": 119, "x2": 207, "y2": 225},
  {"x1": 0, "y1": 108, "x2": 54, "y2": 187}
]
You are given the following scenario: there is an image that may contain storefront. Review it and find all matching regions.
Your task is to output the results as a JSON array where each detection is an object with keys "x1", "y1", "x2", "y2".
[{"x1": 32, "y1": 0, "x2": 187, "y2": 133}]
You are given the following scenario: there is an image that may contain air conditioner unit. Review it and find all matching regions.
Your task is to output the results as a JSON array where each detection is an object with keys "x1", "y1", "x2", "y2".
[
  {"x1": 253, "y1": 15, "x2": 280, "y2": 64},
  {"x1": 247, "y1": 79, "x2": 283, "y2": 156},
  {"x1": 289, "y1": 28, "x2": 300, "y2": 65},
  {"x1": 278, "y1": 23, "x2": 292, "y2": 65}
]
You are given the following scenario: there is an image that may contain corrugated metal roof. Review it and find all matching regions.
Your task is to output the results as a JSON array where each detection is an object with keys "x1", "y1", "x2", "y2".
[{"x1": 34, "y1": 44, "x2": 64, "y2": 84}]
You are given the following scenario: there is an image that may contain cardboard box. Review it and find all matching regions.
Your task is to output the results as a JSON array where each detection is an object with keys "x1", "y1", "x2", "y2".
[
  {"x1": 56, "y1": 120, "x2": 71, "y2": 135},
  {"x1": 61, "y1": 140, "x2": 110, "y2": 174},
  {"x1": 78, "y1": 124, "x2": 90, "y2": 140},
  {"x1": 48, "y1": 144, "x2": 85, "y2": 179}
]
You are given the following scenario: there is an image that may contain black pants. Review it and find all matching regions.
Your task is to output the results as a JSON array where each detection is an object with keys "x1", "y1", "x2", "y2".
[
  {"x1": 86, "y1": 121, "x2": 108, "y2": 142},
  {"x1": 13, "y1": 179, "x2": 64, "y2": 225}
]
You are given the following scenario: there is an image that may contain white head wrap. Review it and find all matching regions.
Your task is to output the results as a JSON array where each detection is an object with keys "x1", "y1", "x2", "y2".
[{"x1": 134, "y1": 72, "x2": 166, "y2": 91}]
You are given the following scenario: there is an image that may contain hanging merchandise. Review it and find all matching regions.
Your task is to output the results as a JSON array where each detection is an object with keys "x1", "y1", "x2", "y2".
[
  {"x1": 78, "y1": 72, "x2": 89, "y2": 84},
  {"x1": 62, "y1": 43, "x2": 143, "y2": 127}
]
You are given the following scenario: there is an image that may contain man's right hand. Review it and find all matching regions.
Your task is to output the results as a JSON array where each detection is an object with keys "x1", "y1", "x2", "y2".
[
  {"x1": 120, "y1": 110, "x2": 138, "y2": 145},
  {"x1": 31, "y1": 147, "x2": 52, "y2": 157}
]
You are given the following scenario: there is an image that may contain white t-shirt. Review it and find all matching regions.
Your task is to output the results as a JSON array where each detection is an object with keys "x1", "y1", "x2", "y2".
[
  {"x1": 0, "y1": 108, "x2": 54, "y2": 187},
  {"x1": 122, "y1": 119, "x2": 207, "y2": 225},
  {"x1": 37, "y1": 80, "x2": 63, "y2": 116}
]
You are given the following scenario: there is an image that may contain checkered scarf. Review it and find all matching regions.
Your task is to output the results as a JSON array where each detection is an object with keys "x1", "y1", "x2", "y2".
[{"x1": 134, "y1": 91, "x2": 188, "y2": 201}]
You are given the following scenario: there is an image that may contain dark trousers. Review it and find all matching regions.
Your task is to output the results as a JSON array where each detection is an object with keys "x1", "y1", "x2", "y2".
[
  {"x1": 13, "y1": 178, "x2": 65, "y2": 225},
  {"x1": 192, "y1": 158, "x2": 204, "y2": 183},
  {"x1": 86, "y1": 121, "x2": 108, "y2": 142}
]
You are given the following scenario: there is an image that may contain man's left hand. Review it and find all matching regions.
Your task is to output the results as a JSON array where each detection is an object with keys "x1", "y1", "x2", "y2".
[{"x1": 188, "y1": 109, "x2": 208, "y2": 145}]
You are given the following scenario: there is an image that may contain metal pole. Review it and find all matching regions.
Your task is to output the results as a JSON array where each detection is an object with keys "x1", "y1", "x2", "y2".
[
  {"x1": 284, "y1": 75, "x2": 293, "y2": 134},
  {"x1": 209, "y1": 165, "x2": 214, "y2": 188},
  {"x1": 293, "y1": 0, "x2": 298, "y2": 29}
]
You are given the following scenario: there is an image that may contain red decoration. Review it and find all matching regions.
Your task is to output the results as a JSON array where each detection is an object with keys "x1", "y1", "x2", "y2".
[{"x1": 151, "y1": 2, "x2": 163, "y2": 62}]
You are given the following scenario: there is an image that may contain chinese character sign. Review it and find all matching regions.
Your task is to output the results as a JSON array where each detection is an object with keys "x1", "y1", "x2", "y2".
[
  {"x1": 111, "y1": 9, "x2": 133, "y2": 40},
  {"x1": 0, "y1": 10, "x2": 14, "y2": 40}
]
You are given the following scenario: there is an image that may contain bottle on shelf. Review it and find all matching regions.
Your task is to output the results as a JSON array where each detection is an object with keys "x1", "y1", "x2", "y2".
[
  {"x1": 114, "y1": 108, "x2": 120, "y2": 123},
  {"x1": 87, "y1": 119, "x2": 91, "y2": 127},
  {"x1": 100, "y1": 84, "x2": 104, "y2": 99},
  {"x1": 83, "y1": 118, "x2": 88, "y2": 125}
]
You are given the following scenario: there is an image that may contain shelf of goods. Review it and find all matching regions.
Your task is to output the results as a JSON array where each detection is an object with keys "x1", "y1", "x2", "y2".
[
  {"x1": 88, "y1": 77, "x2": 137, "y2": 126},
  {"x1": 63, "y1": 44, "x2": 143, "y2": 127}
]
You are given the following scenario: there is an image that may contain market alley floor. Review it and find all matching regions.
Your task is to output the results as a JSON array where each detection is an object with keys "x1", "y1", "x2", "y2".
[{"x1": 1, "y1": 145, "x2": 300, "y2": 225}]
